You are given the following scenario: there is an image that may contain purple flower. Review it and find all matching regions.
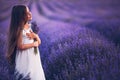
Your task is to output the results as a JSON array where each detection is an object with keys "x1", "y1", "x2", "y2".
[
  {"x1": 31, "y1": 21, "x2": 39, "y2": 34},
  {"x1": 31, "y1": 21, "x2": 39, "y2": 54}
]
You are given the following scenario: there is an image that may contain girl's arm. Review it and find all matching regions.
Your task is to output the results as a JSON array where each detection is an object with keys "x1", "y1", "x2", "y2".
[
  {"x1": 35, "y1": 34, "x2": 41, "y2": 45},
  {"x1": 17, "y1": 32, "x2": 38, "y2": 50},
  {"x1": 26, "y1": 32, "x2": 41, "y2": 45}
]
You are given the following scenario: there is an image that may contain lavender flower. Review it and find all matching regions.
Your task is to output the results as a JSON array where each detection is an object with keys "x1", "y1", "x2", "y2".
[
  {"x1": 31, "y1": 21, "x2": 40, "y2": 54},
  {"x1": 31, "y1": 21, "x2": 39, "y2": 34}
]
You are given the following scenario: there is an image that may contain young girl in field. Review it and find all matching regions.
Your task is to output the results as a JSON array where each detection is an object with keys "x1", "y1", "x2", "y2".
[{"x1": 6, "y1": 5, "x2": 46, "y2": 80}]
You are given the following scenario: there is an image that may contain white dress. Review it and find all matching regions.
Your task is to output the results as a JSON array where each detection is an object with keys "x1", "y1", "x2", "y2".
[{"x1": 14, "y1": 26, "x2": 46, "y2": 80}]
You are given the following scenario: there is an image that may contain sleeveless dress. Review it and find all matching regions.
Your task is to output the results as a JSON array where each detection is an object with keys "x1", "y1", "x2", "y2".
[{"x1": 14, "y1": 26, "x2": 46, "y2": 80}]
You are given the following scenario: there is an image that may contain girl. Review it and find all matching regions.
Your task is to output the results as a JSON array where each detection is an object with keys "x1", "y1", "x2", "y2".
[{"x1": 6, "y1": 5, "x2": 46, "y2": 80}]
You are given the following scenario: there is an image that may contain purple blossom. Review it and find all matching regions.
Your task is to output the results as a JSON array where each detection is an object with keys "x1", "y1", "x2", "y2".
[{"x1": 31, "y1": 21, "x2": 39, "y2": 34}]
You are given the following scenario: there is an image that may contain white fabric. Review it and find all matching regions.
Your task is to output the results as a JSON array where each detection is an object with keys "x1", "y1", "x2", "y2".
[{"x1": 15, "y1": 27, "x2": 46, "y2": 80}]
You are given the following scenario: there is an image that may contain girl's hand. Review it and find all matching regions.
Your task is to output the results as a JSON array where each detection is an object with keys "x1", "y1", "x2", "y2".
[
  {"x1": 26, "y1": 31, "x2": 37, "y2": 39},
  {"x1": 33, "y1": 41, "x2": 39, "y2": 47}
]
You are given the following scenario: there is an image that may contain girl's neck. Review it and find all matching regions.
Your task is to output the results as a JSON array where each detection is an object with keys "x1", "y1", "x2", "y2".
[{"x1": 24, "y1": 22, "x2": 29, "y2": 30}]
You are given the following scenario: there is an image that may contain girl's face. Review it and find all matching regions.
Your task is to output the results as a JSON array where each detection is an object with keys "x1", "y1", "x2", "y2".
[{"x1": 26, "y1": 7, "x2": 32, "y2": 21}]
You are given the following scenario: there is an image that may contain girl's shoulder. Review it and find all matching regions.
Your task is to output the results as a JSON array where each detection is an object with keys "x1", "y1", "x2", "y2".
[
  {"x1": 28, "y1": 23, "x2": 33, "y2": 31},
  {"x1": 22, "y1": 23, "x2": 32, "y2": 36}
]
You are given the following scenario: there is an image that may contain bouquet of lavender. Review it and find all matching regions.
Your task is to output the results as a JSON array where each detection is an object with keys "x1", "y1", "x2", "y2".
[{"x1": 31, "y1": 21, "x2": 39, "y2": 54}]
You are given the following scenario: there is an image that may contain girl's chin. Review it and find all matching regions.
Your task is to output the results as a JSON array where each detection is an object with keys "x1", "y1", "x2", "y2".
[{"x1": 28, "y1": 18, "x2": 32, "y2": 21}]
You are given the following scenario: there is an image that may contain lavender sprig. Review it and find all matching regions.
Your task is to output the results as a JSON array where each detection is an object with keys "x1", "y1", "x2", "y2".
[{"x1": 31, "y1": 21, "x2": 39, "y2": 54}]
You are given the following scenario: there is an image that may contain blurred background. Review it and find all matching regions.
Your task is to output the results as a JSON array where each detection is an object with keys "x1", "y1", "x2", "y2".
[{"x1": 0, "y1": 0, "x2": 120, "y2": 80}]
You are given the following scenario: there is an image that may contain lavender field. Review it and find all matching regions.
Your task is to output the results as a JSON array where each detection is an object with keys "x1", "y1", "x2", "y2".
[{"x1": 0, "y1": 0, "x2": 120, "y2": 80}]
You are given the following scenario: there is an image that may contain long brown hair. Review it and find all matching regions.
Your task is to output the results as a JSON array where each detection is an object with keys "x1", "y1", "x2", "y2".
[{"x1": 6, "y1": 5, "x2": 28, "y2": 64}]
